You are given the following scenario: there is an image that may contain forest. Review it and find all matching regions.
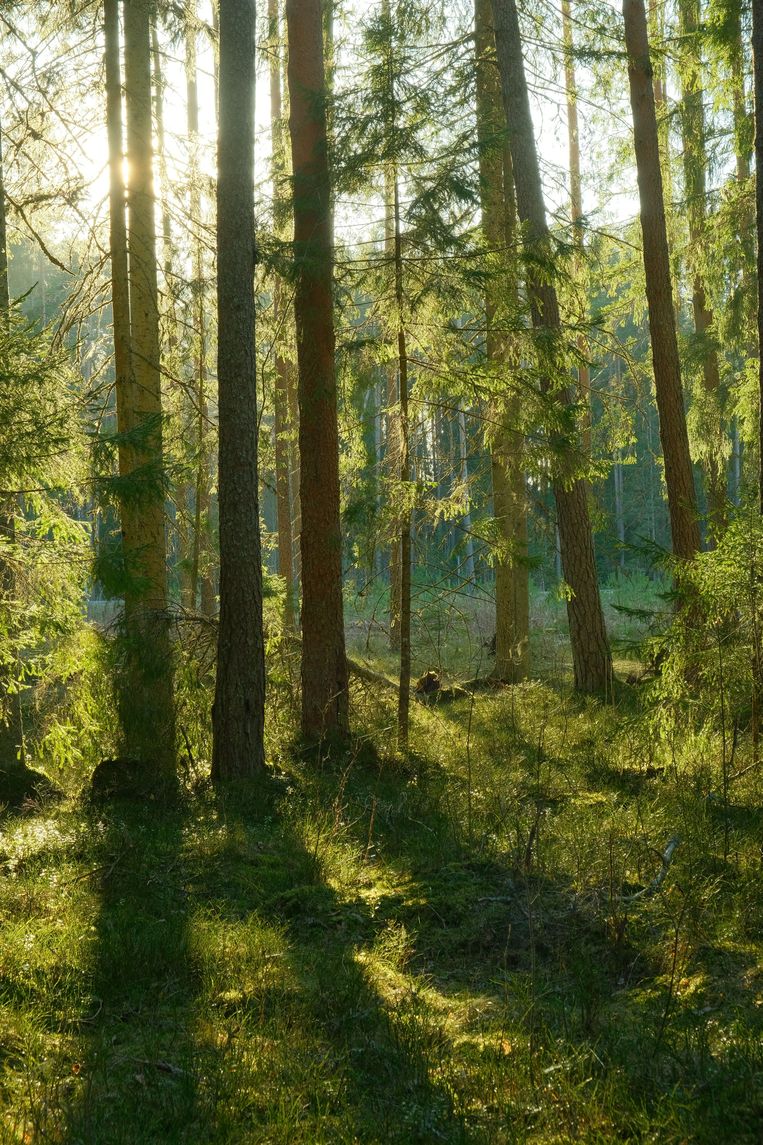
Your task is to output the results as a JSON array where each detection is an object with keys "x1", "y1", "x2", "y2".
[{"x1": 1, "y1": 0, "x2": 763, "y2": 1139}]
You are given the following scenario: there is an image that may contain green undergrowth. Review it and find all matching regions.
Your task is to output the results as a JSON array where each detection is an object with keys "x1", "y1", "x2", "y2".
[{"x1": 2, "y1": 680, "x2": 763, "y2": 1142}]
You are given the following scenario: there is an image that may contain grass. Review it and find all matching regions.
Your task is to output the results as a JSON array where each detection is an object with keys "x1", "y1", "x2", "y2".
[{"x1": 2, "y1": 648, "x2": 763, "y2": 1141}]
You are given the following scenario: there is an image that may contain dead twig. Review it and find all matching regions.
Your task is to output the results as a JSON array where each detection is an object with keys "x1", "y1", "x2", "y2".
[{"x1": 620, "y1": 836, "x2": 680, "y2": 903}]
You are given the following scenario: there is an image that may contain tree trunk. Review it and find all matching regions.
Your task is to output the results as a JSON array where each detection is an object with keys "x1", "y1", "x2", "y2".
[
  {"x1": 614, "y1": 450, "x2": 626, "y2": 566},
  {"x1": 562, "y1": 0, "x2": 591, "y2": 454},
  {"x1": 678, "y1": 0, "x2": 726, "y2": 538},
  {"x1": 269, "y1": 0, "x2": 297, "y2": 629},
  {"x1": 623, "y1": 0, "x2": 701, "y2": 558},
  {"x1": 0, "y1": 113, "x2": 24, "y2": 770},
  {"x1": 286, "y1": 0, "x2": 349, "y2": 739},
  {"x1": 457, "y1": 405, "x2": 476, "y2": 591},
  {"x1": 393, "y1": 165, "x2": 412, "y2": 751},
  {"x1": 186, "y1": 0, "x2": 215, "y2": 616},
  {"x1": 112, "y1": 0, "x2": 175, "y2": 772},
  {"x1": 150, "y1": 21, "x2": 176, "y2": 346},
  {"x1": 475, "y1": 0, "x2": 529, "y2": 682},
  {"x1": 383, "y1": 0, "x2": 401, "y2": 654},
  {"x1": 754, "y1": 0, "x2": 763, "y2": 512},
  {"x1": 212, "y1": 0, "x2": 266, "y2": 780},
  {"x1": 649, "y1": 0, "x2": 672, "y2": 214},
  {"x1": 491, "y1": 0, "x2": 611, "y2": 693}
]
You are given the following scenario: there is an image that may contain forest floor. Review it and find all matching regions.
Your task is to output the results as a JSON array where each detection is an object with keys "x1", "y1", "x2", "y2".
[{"x1": 2, "y1": 607, "x2": 763, "y2": 1142}]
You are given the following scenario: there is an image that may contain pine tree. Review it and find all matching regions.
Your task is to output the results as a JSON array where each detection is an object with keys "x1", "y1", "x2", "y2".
[
  {"x1": 106, "y1": 0, "x2": 175, "y2": 774},
  {"x1": 623, "y1": 0, "x2": 701, "y2": 558},
  {"x1": 474, "y1": 0, "x2": 529, "y2": 682},
  {"x1": 212, "y1": 0, "x2": 266, "y2": 780},
  {"x1": 755, "y1": 0, "x2": 763, "y2": 511},
  {"x1": 268, "y1": 0, "x2": 297, "y2": 630},
  {"x1": 286, "y1": 0, "x2": 349, "y2": 740}
]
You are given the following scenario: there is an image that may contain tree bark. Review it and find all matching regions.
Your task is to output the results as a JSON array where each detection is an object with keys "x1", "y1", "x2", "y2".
[
  {"x1": 754, "y1": 0, "x2": 763, "y2": 512},
  {"x1": 186, "y1": 0, "x2": 216, "y2": 616},
  {"x1": 286, "y1": 0, "x2": 349, "y2": 739},
  {"x1": 383, "y1": 0, "x2": 401, "y2": 654},
  {"x1": 561, "y1": 0, "x2": 592, "y2": 454},
  {"x1": 393, "y1": 165, "x2": 412, "y2": 751},
  {"x1": 113, "y1": 0, "x2": 176, "y2": 771},
  {"x1": 0, "y1": 112, "x2": 24, "y2": 769},
  {"x1": 269, "y1": 0, "x2": 297, "y2": 629},
  {"x1": 212, "y1": 0, "x2": 266, "y2": 780},
  {"x1": 475, "y1": 0, "x2": 529, "y2": 683},
  {"x1": 457, "y1": 405, "x2": 476, "y2": 590},
  {"x1": 491, "y1": 0, "x2": 611, "y2": 693},
  {"x1": 623, "y1": 0, "x2": 701, "y2": 558}
]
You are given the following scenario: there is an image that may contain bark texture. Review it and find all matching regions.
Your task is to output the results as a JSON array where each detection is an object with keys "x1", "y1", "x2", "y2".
[
  {"x1": 269, "y1": 0, "x2": 297, "y2": 628},
  {"x1": 754, "y1": 0, "x2": 763, "y2": 511},
  {"x1": 114, "y1": 0, "x2": 176, "y2": 771},
  {"x1": 212, "y1": 0, "x2": 266, "y2": 780},
  {"x1": 393, "y1": 168, "x2": 412, "y2": 751},
  {"x1": 186, "y1": 0, "x2": 215, "y2": 615},
  {"x1": 0, "y1": 113, "x2": 24, "y2": 769},
  {"x1": 491, "y1": 0, "x2": 611, "y2": 693},
  {"x1": 286, "y1": 0, "x2": 349, "y2": 739},
  {"x1": 561, "y1": 0, "x2": 591, "y2": 454},
  {"x1": 623, "y1": 0, "x2": 701, "y2": 558},
  {"x1": 475, "y1": 0, "x2": 529, "y2": 682}
]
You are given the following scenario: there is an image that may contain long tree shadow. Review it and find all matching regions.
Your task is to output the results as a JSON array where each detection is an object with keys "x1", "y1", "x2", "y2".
[
  {"x1": 297, "y1": 747, "x2": 763, "y2": 1145},
  {"x1": 184, "y1": 779, "x2": 474, "y2": 1143},
  {"x1": 61, "y1": 796, "x2": 203, "y2": 1143},
  {"x1": 50, "y1": 725, "x2": 763, "y2": 1143}
]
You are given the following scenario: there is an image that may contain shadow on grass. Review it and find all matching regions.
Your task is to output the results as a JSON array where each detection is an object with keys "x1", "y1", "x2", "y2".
[
  {"x1": 51, "y1": 721, "x2": 763, "y2": 1144},
  {"x1": 186, "y1": 778, "x2": 472, "y2": 1144},
  {"x1": 61, "y1": 797, "x2": 202, "y2": 1144}
]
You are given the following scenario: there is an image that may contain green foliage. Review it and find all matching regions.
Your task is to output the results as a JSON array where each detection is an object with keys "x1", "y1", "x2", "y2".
[
  {"x1": 3, "y1": 677, "x2": 763, "y2": 1141},
  {"x1": 655, "y1": 507, "x2": 763, "y2": 738},
  {"x1": 0, "y1": 310, "x2": 90, "y2": 769}
]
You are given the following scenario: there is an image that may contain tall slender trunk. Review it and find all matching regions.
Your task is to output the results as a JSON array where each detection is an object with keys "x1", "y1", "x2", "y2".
[
  {"x1": 649, "y1": 0, "x2": 672, "y2": 210},
  {"x1": 623, "y1": 0, "x2": 701, "y2": 558},
  {"x1": 269, "y1": 0, "x2": 297, "y2": 629},
  {"x1": 150, "y1": 22, "x2": 176, "y2": 344},
  {"x1": 276, "y1": 26, "x2": 302, "y2": 592},
  {"x1": 614, "y1": 450, "x2": 626, "y2": 565},
  {"x1": 562, "y1": 0, "x2": 591, "y2": 452},
  {"x1": 152, "y1": 19, "x2": 195, "y2": 615},
  {"x1": 115, "y1": 0, "x2": 175, "y2": 771},
  {"x1": 0, "y1": 113, "x2": 24, "y2": 769},
  {"x1": 457, "y1": 405, "x2": 476, "y2": 590},
  {"x1": 186, "y1": 0, "x2": 215, "y2": 615},
  {"x1": 105, "y1": 0, "x2": 136, "y2": 582},
  {"x1": 382, "y1": 0, "x2": 401, "y2": 653},
  {"x1": 212, "y1": 0, "x2": 265, "y2": 780},
  {"x1": 393, "y1": 164, "x2": 412, "y2": 751},
  {"x1": 286, "y1": 0, "x2": 349, "y2": 739},
  {"x1": 679, "y1": 0, "x2": 726, "y2": 538},
  {"x1": 385, "y1": 173, "x2": 402, "y2": 652},
  {"x1": 491, "y1": 0, "x2": 611, "y2": 693},
  {"x1": 475, "y1": 0, "x2": 529, "y2": 682},
  {"x1": 754, "y1": 0, "x2": 763, "y2": 511}
]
